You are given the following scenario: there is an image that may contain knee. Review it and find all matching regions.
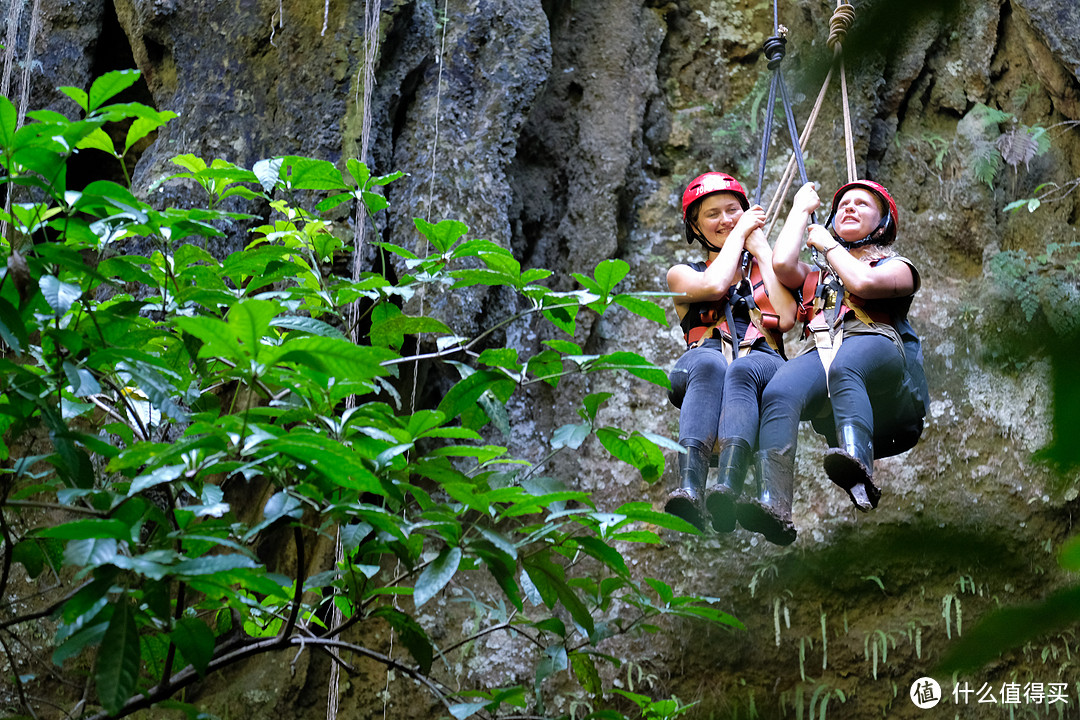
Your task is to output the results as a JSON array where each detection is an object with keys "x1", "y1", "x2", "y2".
[
  {"x1": 668, "y1": 368, "x2": 688, "y2": 407},
  {"x1": 693, "y1": 356, "x2": 727, "y2": 386}
]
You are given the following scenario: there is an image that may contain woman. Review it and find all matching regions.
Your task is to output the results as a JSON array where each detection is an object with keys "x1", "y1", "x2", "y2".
[
  {"x1": 744, "y1": 180, "x2": 920, "y2": 545},
  {"x1": 664, "y1": 172, "x2": 797, "y2": 532}
]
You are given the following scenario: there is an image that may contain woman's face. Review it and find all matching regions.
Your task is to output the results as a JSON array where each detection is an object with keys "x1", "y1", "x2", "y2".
[
  {"x1": 694, "y1": 192, "x2": 744, "y2": 246},
  {"x1": 833, "y1": 188, "x2": 884, "y2": 241}
]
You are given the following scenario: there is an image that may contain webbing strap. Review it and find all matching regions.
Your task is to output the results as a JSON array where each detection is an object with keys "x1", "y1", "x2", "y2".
[
  {"x1": 762, "y1": 1, "x2": 858, "y2": 241},
  {"x1": 752, "y1": 28, "x2": 812, "y2": 211}
]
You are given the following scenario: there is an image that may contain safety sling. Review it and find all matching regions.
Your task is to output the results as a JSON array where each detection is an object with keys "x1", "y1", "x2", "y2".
[{"x1": 683, "y1": 258, "x2": 784, "y2": 361}]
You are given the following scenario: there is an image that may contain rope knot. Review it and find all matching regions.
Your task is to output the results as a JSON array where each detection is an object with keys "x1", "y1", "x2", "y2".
[
  {"x1": 827, "y1": 3, "x2": 855, "y2": 51},
  {"x1": 763, "y1": 35, "x2": 787, "y2": 70}
]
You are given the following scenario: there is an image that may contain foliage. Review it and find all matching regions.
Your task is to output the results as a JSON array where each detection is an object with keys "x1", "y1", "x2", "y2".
[
  {"x1": 0, "y1": 70, "x2": 739, "y2": 719},
  {"x1": 958, "y1": 103, "x2": 1052, "y2": 190},
  {"x1": 987, "y1": 242, "x2": 1080, "y2": 342},
  {"x1": 938, "y1": 537, "x2": 1080, "y2": 674}
]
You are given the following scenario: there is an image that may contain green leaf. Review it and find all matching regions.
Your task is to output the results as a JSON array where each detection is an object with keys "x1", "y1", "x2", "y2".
[
  {"x1": 414, "y1": 546, "x2": 462, "y2": 609},
  {"x1": 580, "y1": 393, "x2": 612, "y2": 424},
  {"x1": 614, "y1": 294, "x2": 668, "y2": 324},
  {"x1": 570, "y1": 652, "x2": 603, "y2": 696},
  {"x1": 1060, "y1": 535, "x2": 1080, "y2": 572},
  {"x1": 369, "y1": 607, "x2": 433, "y2": 673},
  {"x1": 125, "y1": 111, "x2": 177, "y2": 156},
  {"x1": 228, "y1": 299, "x2": 279, "y2": 355},
  {"x1": 173, "y1": 315, "x2": 243, "y2": 363},
  {"x1": 551, "y1": 423, "x2": 590, "y2": 450},
  {"x1": 276, "y1": 336, "x2": 397, "y2": 383},
  {"x1": 541, "y1": 300, "x2": 579, "y2": 336},
  {"x1": 584, "y1": 351, "x2": 669, "y2": 388},
  {"x1": 280, "y1": 156, "x2": 348, "y2": 191},
  {"x1": 369, "y1": 311, "x2": 453, "y2": 350},
  {"x1": 477, "y1": 348, "x2": 522, "y2": 373},
  {"x1": 39, "y1": 519, "x2": 134, "y2": 542},
  {"x1": 596, "y1": 428, "x2": 664, "y2": 483},
  {"x1": 572, "y1": 536, "x2": 628, "y2": 575},
  {"x1": 437, "y1": 370, "x2": 516, "y2": 422},
  {"x1": 63, "y1": 538, "x2": 119, "y2": 566},
  {"x1": 0, "y1": 297, "x2": 28, "y2": 353},
  {"x1": 526, "y1": 350, "x2": 563, "y2": 386},
  {"x1": 0, "y1": 95, "x2": 17, "y2": 147},
  {"x1": 592, "y1": 258, "x2": 629, "y2": 295},
  {"x1": 96, "y1": 598, "x2": 140, "y2": 715},
  {"x1": 129, "y1": 463, "x2": 186, "y2": 495},
  {"x1": 535, "y1": 643, "x2": 568, "y2": 693},
  {"x1": 264, "y1": 433, "x2": 381, "y2": 493},
  {"x1": 173, "y1": 554, "x2": 257, "y2": 577},
  {"x1": 523, "y1": 555, "x2": 594, "y2": 639},
  {"x1": 171, "y1": 617, "x2": 215, "y2": 677},
  {"x1": 75, "y1": 127, "x2": 118, "y2": 156},
  {"x1": 88, "y1": 69, "x2": 142, "y2": 112},
  {"x1": 11, "y1": 539, "x2": 46, "y2": 578},
  {"x1": 414, "y1": 217, "x2": 469, "y2": 254},
  {"x1": 40, "y1": 275, "x2": 82, "y2": 317},
  {"x1": 270, "y1": 315, "x2": 348, "y2": 340}
]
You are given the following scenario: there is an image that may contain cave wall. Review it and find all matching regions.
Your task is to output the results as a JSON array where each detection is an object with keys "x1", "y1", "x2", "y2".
[{"x1": 3, "y1": 0, "x2": 1080, "y2": 717}]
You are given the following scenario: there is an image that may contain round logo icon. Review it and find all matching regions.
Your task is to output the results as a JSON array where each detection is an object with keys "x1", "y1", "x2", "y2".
[{"x1": 910, "y1": 677, "x2": 942, "y2": 709}]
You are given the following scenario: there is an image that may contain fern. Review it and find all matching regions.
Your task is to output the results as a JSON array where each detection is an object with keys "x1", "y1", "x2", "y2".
[
  {"x1": 972, "y1": 140, "x2": 1004, "y2": 188},
  {"x1": 967, "y1": 102, "x2": 1014, "y2": 130},
  {"x1": 996, "y1": 127, "x2": 1040, "y2": 170}
]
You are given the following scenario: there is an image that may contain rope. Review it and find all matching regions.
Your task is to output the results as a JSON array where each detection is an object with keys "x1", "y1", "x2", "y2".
[
  {"x1": 1, "y1": 0, "x2": 39, "y2": 246},
  {"x1": 334, "y1": 3, "x2": 383, "y2": 718},
  {"x1": 829, "y1": 1, "x2": 857, "y2": 183},
  {"x1": 753, "y1": 24, "x2": 811, "y2": 218},
  {"x1": 763, "y1": 1, "x2": 858, "y2": 237}
]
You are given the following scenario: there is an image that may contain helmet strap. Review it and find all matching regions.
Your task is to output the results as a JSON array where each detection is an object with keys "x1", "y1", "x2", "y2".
[{"x1": 833, "y1": 214, "x2": 892, "y2": 249}]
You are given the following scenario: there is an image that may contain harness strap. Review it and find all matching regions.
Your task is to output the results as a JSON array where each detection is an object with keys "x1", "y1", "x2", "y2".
[{"x1": 806, "y1": 269, "x2": 892, "y2": 395}]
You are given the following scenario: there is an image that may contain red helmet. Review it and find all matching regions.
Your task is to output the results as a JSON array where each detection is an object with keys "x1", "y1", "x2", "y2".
[
  {"x1": 828, "y1": 180, "x2": 899, "y2": 245},
  {"x1": 681, "y1": 172, "x2": 750, "y2": 221}
]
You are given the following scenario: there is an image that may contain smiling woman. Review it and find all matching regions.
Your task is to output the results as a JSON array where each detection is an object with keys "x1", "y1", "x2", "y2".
[{"x1": 661, "y1": 172, "x2": 797, "y2": 533}]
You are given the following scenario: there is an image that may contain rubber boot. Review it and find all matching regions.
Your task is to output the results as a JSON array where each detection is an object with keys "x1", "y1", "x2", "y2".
[
  {"x1": 823, "y1": 424, "x2": 880, "y2": 512},
  {"x1": 736, "y1": 448, "x2": 797, "y2": 546},
  {"x1": 704, "y1": 438, "x2": 751, "y2": 533},
  {"x1": 663, "y1": 444, "x2": 709, "y2": 531}
]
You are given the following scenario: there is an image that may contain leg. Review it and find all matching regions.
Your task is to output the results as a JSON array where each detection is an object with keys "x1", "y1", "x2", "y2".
[
  {"x1": 664, "y1": 342, "x2": 728, "y2": 530},
  {"x1": 822, "y1": 335, "x2": 905, "y2": 510},
  {"x1": 738, "y1": 353, "x2": 829, "y2": 544},
  {"x1": 706, "y1": 349, "x2": 785, "y2": 532}
]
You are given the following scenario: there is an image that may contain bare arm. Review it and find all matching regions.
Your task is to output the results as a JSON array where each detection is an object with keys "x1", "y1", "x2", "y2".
[
  {"x1": 668, "y1": 205, "x2": 766, "y2": 314},
  {"x1": 744, "y1": 228, "x2": 798, "y2": 332},
  {"x1": 772, "y1": 182, "x2": 819, "y2": 289},
  {"x1": 805, "y1": 225, "x2": 916, "y2": 299}
]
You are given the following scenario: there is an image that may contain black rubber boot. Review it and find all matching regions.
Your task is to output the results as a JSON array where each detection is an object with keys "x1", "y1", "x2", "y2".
[
  {"x1": 823, "y1": 424, "x2": 880, "y2": 512},
  {"x1": 736, "y1": 448, "x2": 797, "y2": 546},
  {"x1": 704, "y1": 438, "x2": 751, "y2": 533},
  {"x1": 664, "y1": 444, "x2": 709, "y2": 531}
]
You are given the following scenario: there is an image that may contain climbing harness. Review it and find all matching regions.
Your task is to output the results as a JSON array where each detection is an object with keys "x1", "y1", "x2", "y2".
[{"x1": 682, "y1": 259, "x2": 784, "y2": 360}]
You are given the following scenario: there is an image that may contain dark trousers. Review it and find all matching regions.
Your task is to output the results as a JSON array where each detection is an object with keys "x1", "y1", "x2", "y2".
[
  {"x1": 669, "y1": 338, "x2": 783, "y2": 452},
  {"x1": 758, "y1": 333, "x2": 904, "y2": 453},
  {"x1": 718, "y1": 350, "x2": 786, "y2": 448}
]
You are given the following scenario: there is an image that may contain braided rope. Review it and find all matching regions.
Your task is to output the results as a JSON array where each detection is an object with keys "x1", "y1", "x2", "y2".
[
  {"x1": 827, "y1": 2, "x2": 855, "y2": 52},
  {"x1": 830, "y1": 2, "x2": 858, "y2": 182}
]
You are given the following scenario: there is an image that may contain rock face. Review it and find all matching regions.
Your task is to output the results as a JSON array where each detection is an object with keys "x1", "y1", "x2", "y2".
[{"x1": 5, "y1": 0, "x2": 1080, "y2": 717}]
